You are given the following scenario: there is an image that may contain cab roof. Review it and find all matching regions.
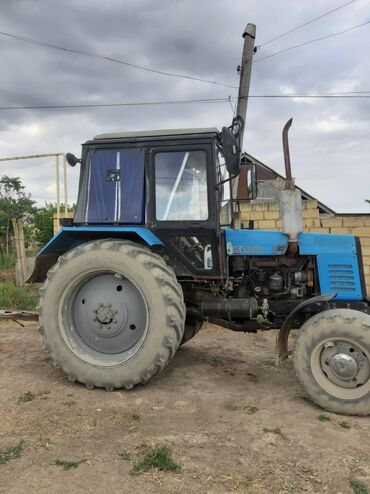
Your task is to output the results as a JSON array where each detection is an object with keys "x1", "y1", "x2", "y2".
[{"x1": 94, "y1": 127, "x2": 219, "y2": 140}]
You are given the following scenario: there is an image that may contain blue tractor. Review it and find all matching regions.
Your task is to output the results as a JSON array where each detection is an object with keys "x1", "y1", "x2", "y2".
[{"x1": 30, "y1": 24, "x2": 370, "y2": 415}]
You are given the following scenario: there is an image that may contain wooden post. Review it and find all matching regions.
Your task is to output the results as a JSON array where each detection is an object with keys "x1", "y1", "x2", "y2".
[{"x1": 12, "y1": 218, "x2": 26, "y2": 286}]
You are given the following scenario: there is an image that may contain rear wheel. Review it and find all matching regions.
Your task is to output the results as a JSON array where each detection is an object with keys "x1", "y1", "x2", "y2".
[
  {"x1": 293, "y1": 309, "x2": 370, "y2": 415},
  {"x1": 39, "y1": 240, "x2": 185, "y2": 390}
]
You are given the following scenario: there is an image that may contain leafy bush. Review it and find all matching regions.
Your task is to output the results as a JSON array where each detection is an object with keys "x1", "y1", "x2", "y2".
[{"x1": 0, "y1": 282, "x2": 38, "y2": 310}]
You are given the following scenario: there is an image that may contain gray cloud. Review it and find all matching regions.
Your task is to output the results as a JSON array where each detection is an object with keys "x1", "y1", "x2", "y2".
[{"x1": 0, "y1": 0, "x2": 369, "y2": 212}]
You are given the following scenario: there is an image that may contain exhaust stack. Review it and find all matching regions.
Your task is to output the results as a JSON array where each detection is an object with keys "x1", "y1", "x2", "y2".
[{"x1": 279, "y1": 118, "x2": 303, "y2": 253}]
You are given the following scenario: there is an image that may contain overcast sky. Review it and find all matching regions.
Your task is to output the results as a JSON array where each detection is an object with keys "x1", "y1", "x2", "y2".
[{"x1": 0, "y1": 0, "x2": 369, "y2": 212}]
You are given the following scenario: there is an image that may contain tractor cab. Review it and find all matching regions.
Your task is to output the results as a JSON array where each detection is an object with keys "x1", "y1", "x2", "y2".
[{"x1": 68, "y1": 127, "x2": 243, "y2": 278}]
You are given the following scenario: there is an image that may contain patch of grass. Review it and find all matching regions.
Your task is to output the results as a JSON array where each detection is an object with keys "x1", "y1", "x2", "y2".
[
  {"x1": 349, "y1": 479, "x2": 369, "y2": 494},
  {"x1": 225, "y1": 403, "x2": 239, "y2": 411},
  {"x1": 17, "y1": 391, "x2": 35, "y2": 404},
  {"x1": 339, "y1": 421, "x2": 351, "y2": 429},
  {"x1": 118, "y1": 451, "x2": 131, "y2": 461},
  {"x1": 54, "y1": 459, "x2": 87, "y2": 470},
  {"x1": 0, "y1": 441, "x2": 24, "y2": 465},
  {"x1": 318, "y1": 414, "x2": 331, "y2": 422},
  {"x1": 0, "y1": 255, "x2": 16, "y2": 271},
  {"x1": 225, "y1": 403, "x2": 259, "y2": 414},
  {"x1": 132, "y1": 444, "x2": 180, "y2": 473},
  {"x1": 0, "y1": 282, "x2": 38, "y2": 310},
  {"x1": 263, "y1": 427, "x2": 282, "y2": 436}
]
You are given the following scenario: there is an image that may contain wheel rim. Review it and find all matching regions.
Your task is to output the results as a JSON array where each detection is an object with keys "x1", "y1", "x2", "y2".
[
  {"x1": 58, "y1": 270, "x2": 149, "y2": 366},
  {"x1": 311, "y1": 337, "x2": 370, "y2": 400}
]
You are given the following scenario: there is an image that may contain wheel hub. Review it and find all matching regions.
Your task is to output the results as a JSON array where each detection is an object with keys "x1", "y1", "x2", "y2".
[
  {"x1": 328, "y1": 353, "x2": 358, "y2": 380},
  {"x1": 320, "y1": 340, "x2": 370, "y2": 389},
  {"x1": 95, "y1": 304, "x2": 115, "y2": 325}
]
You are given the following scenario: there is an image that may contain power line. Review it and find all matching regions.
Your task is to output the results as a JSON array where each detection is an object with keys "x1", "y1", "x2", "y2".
[
  {"x1": 254, "y1": 21, "x2": 369, "y2": 64},
  {"x1": 1, "y1": 94, "x2": 370, "y2": 111},
  {"x1": 0, "y1": 97, "x2": 236, "y2": 110},
  {"x1": 0, "y1": 30, "x2": 238, "y2": 89},
  {"x1": 260, "y1": 0, "x2": 356, "y2": 47}
]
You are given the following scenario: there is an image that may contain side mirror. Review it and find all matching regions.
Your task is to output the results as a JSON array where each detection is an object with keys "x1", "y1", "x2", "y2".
[
  {"x1": 221, "y1": 127, "x2": 240, "y2": 176},
  {"x1": 66, "y1": 153, "x2": 81, "y2": 167}
]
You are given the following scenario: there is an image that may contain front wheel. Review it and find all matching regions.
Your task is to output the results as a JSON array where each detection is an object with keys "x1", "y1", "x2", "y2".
[
  {"x1": 293, "y1": 309, "x2": 370, "y2": 416},
  {"x1": 39, "y1": 240, "x2": 185, "y2": 390}
]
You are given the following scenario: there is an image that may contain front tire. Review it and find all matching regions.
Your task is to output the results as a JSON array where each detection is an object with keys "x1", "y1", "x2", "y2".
[
  {"x1": 39, "y1": 240, "x2": 185, "y2": 390},
  {"x1": 294, "y1": 309, "x2": 370, "y2": 416}
]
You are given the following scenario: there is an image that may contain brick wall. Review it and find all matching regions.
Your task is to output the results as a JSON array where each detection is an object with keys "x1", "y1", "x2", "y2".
[{"x1": 240, "y1": 199, "x2": 370, "y2": 294}]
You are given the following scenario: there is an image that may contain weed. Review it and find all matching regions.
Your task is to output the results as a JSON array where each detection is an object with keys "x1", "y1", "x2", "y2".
[
  {"x1": 225, "y1": 403, "x2": 259, "y2": 414},
  {"x1": 339, "y1": 421, "x2": 351, "y2": 429},
  {"x1": 17, "y1": 391, "x2": 35, "y2": 404},
  {"x1": 318, "y1": 414, "x2": 331, "y2": 422},
  {"x1": 225, "y1": 403, "x2": 238, "y2": 411},
  {"x1": 118, "y1": 451, "x2": 131, "y2": 461},
  {"x1": 349, "y1": 479, "x2": 369, "y2": 494},
  {"x1": 0, "y1": 441, "x2": 24, "y2": 465},
  {"x1": 0, "y1": 282, "x2": 38, "y2": 310},
  {"x1": 132, "y1": 444, "x2": 180, "y2": 473},
  {"x1": 54, "y1": 459, "x2": 87, "y2": 470},
  {"x1": 263, "y1": 427, "x2": 282, "y2": 435}
]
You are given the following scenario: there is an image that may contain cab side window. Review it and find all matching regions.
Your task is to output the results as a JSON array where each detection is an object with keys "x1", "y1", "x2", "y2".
[{"x1": 154, "y1": 150, "x2": 208, "y2": 221}]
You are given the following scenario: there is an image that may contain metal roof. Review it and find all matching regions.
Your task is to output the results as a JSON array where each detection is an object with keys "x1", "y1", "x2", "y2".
[{"x1": 94, "y1": 128, "x2": 219, "y2": 140}]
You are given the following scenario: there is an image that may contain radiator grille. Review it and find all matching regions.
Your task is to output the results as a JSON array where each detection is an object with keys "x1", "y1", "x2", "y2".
[{"x1": 328, "y1": 264, "x2": 356, "y2": 293}]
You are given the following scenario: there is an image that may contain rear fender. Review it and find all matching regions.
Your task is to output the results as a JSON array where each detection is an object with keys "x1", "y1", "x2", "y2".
[{"x1": 28, "y1": 226, "x2": 162, "y2": 283}]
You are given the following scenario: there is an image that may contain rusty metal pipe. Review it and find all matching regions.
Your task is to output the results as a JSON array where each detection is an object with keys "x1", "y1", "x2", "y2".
[{"x1": 282, "y1": 117, "x2": 294, "y2": 189}]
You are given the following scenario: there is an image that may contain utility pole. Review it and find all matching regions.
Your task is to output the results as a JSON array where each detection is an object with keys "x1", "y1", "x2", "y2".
[{"x1": 231, "y1": 23, "x2": 256, "y2": 200}]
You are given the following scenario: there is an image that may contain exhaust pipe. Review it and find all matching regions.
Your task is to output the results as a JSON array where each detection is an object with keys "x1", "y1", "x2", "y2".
[{"x1": 279, "y1": 118, "x2": 303, "y2": 254}]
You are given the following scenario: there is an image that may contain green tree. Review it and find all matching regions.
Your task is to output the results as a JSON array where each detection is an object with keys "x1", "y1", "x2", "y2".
[
  {"x1": 31, "y1": 202, "x2": 55, "y2": 246},
  {"x1": 32, "y1": 202, "x2": 75, "y2": 246},
  {"x1": 0, "y1": 176, "x2": 35, "y2": 257}
]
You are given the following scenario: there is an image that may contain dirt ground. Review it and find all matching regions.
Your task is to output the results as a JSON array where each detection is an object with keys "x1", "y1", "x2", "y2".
[{"x1": 0, "y1": 321, "x2": 369, "y2": 494}]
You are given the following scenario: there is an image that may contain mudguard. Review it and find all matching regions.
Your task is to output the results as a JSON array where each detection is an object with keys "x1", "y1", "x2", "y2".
[{"x1": 28, "y1": 226, "x2": 162, "y2": 283}]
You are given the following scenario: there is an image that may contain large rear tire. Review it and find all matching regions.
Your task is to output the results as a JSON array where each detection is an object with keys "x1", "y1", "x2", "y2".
[
  {"x1": 39, "y1": 240, "x2": 185, "y2": 390},
  {"x1": 293, "y1": 309, "x2": 370, "y2": 416}
]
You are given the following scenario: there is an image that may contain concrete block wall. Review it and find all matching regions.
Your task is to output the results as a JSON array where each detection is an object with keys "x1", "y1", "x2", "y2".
[
  {"x1": 240, "y1": 200, "x2": 370, "y2": 294},
  {"x1": 53, "y1": 212, "x2": 74, "y2": 234}
]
